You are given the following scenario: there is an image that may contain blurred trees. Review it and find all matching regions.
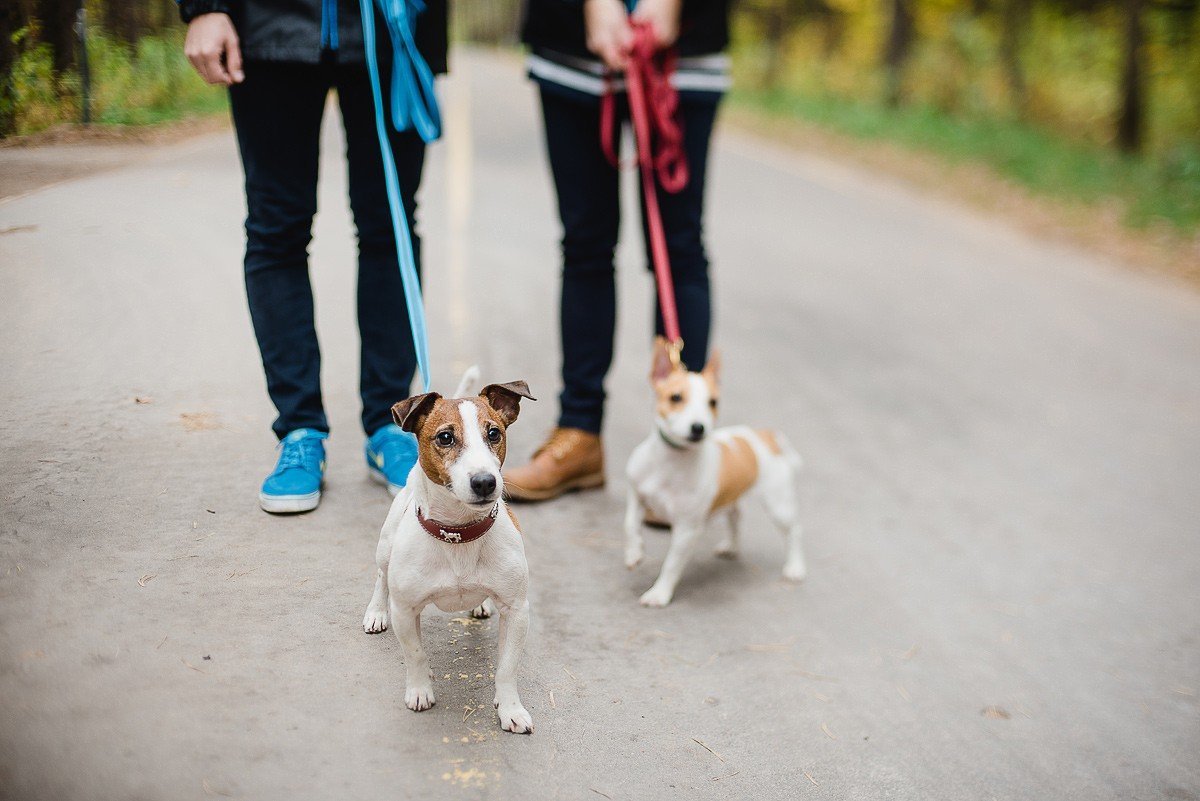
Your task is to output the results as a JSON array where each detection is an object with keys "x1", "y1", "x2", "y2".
[{"x1": 735, "y1": 0, "x2": 1200, "y2": 156}]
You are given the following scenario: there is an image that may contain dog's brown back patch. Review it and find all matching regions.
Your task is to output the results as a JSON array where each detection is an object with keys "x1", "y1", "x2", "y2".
[
  {"x1": 757, "y1": 429, "x2": 783, "y2": 455},
  {"x1": 711, "y1": 435, "x2": 759, "y2": 512}
]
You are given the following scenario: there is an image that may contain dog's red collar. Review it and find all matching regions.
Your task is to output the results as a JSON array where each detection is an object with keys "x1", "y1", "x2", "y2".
[{"x1": 417, "y1": 504, "x2": 499, "y2": 544}]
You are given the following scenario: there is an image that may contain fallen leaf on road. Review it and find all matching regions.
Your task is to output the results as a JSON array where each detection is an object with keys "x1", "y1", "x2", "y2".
[
  {"x1": 134, "y1": 396, "x2": 153, "y2": 404},
  {"x1": 181, "y1": 658, "x2": 205, "y2": 673},
  {"x1": 804, "y1": 770, "x2": 819, "y2": 786},
  {"x1": 0, "y1": 225, "x2": 38, "y2": 236},
  {"x1": 982, "y1": 705, "x2": 1011, "y2": 719},
  {"x1": 137, "y1": 573, "x2": 156, "y2": 587},
  {"x1": 821, "y1": 722, "x2": 838, "y2": 740}
]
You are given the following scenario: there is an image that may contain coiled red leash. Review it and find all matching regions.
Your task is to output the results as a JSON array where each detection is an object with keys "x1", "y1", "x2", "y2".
[{"x1": 601, "y1": 20, "x2": 690, "y2": 368}]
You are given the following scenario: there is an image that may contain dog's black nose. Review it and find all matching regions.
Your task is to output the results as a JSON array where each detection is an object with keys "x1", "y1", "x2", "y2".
[
  {"x1": 470, "y1": 473, "x2": 497, "y2": 497},
  {"x1": 690, "y1": 423, "x2": 706, "y2": 440}
]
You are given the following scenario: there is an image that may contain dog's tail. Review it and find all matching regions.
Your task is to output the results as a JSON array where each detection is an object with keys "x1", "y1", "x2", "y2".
[
  {"x1": 773, "y1": 431, "x2": 804, "y2": 472},
  {"x1": 453, "y1": 365, "x2": 481, "y2": 398}
]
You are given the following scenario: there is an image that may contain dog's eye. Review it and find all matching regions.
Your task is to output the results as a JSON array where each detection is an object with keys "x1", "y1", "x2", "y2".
[
  {"x1": 487, "y1": 426, "x2": 502, "y2": 443},
  {"x1": 435, "y1": 431, "x2": 455, "y2": 447},
  {"x1": 669, "y1": 393, "x2": 684, "y2": 404},
  {"x1": 709, "y1": 399, "x2": 718, "y2": 409}
]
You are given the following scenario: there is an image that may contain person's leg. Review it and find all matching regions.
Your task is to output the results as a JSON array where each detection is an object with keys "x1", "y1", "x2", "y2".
[
  {"x1": 541, "y1": 88, "x2": 622, "y2": 434},
  {"x1": 230, "y1": 61, "x2": 331, "y2": 439},
  {"x1": 335, "y1": 60, "x2": 426, "y2": 437},
  {"x1": 639, "y1": 96, "x2": 720, "y2": 372},
  {"x1": 503, "y1": 89, "x2": 618, "y2": 502}
]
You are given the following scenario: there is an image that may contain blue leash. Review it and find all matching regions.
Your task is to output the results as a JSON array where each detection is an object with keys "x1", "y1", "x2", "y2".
[{"x1": 359, "y1": 0, "x2": 441, "y2": 393}]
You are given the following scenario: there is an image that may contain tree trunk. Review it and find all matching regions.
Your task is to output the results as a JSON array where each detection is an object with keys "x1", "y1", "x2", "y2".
[
  {"x1": 0, "y1": 0, "x2": 34, "y2": 135},
  {"x1": 104, "y1": 0, "x2": 147, "y2": 44},
  {"x1": 999, "y1": 0, "x2": 1028, "y2": 117},
  {"x1": 761, "y1": 9, "x2": 788, "y2": 90},
  {"x1": 1116, "y1": 0, "x2": 1145, "y2": 153},
  {"x1": 884, "y1": 0, "x2": 914, "y2": 107},
  {"x1": 36, "y1": 0, "x2": 77, "y2": 73}
]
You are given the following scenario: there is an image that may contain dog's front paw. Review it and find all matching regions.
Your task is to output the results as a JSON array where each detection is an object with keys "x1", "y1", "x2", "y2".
[
  {"x1": 783, "y1": 559, "x2": 807, "y2": 582},
  {"x1": 470, "y1": 598, "x2": 495, "y2": 619},
  {"x1": 404, "y1": 684, "x2": 436, "y2": 712},
  {"x1": 624, "y1": 542, "x2": 644, "y2": 569},
  {"x1": 639, "y1": 585, "x2": 673, "y2": 608},
  {"x1": 362, "y1": 604, "x2": 389, "y2": 633},
  {"x1": 495, "y1": 700, "x2": 533, "y2": 734}
]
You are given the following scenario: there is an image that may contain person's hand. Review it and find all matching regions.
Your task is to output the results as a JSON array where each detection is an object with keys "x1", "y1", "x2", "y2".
[
  {"x1": 584, "y1": 0, "x2": 633, "y2": 71},
  {"x1": 184, "y1": 12, "x2": 244, "y2": 85},
  {"x1": 631, "y1": 0, "x2": 682, "y2": 48}
]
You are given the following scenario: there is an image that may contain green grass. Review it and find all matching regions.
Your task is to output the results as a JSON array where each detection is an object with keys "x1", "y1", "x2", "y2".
[
  {"x1": 6, "y1": 28, "x2": 227, "y2": 135},
  {"x1": 730, "y1": 88, "x2": 1200, "y2": 235}
]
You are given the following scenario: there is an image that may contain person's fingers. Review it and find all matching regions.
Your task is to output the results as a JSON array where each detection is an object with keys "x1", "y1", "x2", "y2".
[
  {"x1": 204, "y1": 46, "x2": 232, "y2": 86},
  {"x1": 225, "y1": 34, "x2": 245, "y2": 84},
  {"x1": 601, "y1": 41, "x2": 627, "y2": 71}
]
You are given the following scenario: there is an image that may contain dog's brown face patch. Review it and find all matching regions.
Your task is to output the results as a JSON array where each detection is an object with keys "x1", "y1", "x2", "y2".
[
  {"x1": 411, "y1": 398, "x2": 510, "y2": 487},
  {"x1": 653, "y1": 369, "x2": 720, "y2": 421},
  {"x1": 653, "y1": 369, "x2": 691, "y2": 420}
]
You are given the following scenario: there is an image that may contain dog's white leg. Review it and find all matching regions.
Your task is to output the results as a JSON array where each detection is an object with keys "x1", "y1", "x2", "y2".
[
  {"x1": 763, "y1": 476, "x2": 806, "y2": 581},
  {"x1": 390, "y1": 601, "x2": 436, "y2": 711},
  {"x1": 493, "y1": 599, "x2": 533, "y2": 734},
  {"x1": 362, "y1": 568, "x2": 390, "y2": 633},
  {"x1": 470, "y1": 598, "x2": 496, "y2": 619},
  {"x1": 714, "y1": 505, "x2": 741, "y2": 559},
  {"x1": 623, "y1": 487, "x2": 645, "y2": 569},
  {"x1": 639, "y1": 519, "x2": 703, "y2": 607}
]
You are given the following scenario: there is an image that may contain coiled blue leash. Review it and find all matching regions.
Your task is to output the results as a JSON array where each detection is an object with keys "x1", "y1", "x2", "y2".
[{"x1": 359, "y1": 0, "x2": 441, "y2": 392}]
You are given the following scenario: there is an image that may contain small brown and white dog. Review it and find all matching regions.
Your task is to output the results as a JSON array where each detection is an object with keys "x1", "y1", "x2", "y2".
[
  {"x1": 362, "y1": 368, "x2": 537, "y2": 733},
  {"x1": 624, "y1": 339, "x2": 807, "y2": 607}
]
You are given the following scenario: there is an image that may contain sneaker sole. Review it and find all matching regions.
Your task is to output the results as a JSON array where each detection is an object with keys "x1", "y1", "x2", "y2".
[
  {"x1": 368, "y1": 466, "x2": 403, "y2": 497},
  {"x1": 504, "y1": 471, "x2": 605, "y2": 502},
  {"x1": 259, "y1": 490, "x2": 321, "y2": 514}
]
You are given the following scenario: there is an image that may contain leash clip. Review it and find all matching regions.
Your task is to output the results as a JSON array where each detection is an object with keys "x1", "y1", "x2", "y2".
[{"x1": 666, "y1": 338, "x2": 685, "y2": 370}]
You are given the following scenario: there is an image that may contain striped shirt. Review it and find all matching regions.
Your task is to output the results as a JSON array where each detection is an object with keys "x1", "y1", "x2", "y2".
[{"x1": 527, "y1": 47, "x2": 731, "y2": 102}]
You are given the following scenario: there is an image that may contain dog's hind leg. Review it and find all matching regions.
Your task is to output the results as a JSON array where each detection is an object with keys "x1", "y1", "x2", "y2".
[
  {"x1": 714, "y1": 505, "x2": 741, "y2": 559},
  {"x1": 493, "y1": 599, "x2": 533, "y2": 733},
  {"x1": 470, "y1": 598, "x2": 496, "y2": 619},
  {"x1": 762, "y1": 468, "x2": 806, "y2": 581},
  {"x1": 623, "y1": 487, "x2": 646, "y2": 569},
  {"x1": 391, "y1": 602, "x2": 436, "y2": 711}
]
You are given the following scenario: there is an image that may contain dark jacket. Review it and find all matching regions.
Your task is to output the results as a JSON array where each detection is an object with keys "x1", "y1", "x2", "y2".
[
  {"x1": 522, "y1": 0, "x2": 732, "y2": 58},
  {"x1": 178, "y1": 0, "x2": 448, "y2": 71}
]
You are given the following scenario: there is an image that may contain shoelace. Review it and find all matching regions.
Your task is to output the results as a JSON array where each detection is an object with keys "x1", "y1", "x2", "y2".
[{"x1": 278, "y1": 439, "x2": 320, "y2": 472}]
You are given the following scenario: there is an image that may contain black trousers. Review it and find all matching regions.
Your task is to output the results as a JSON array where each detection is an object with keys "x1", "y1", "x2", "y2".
[
  {"x1": 539, "y1": 87, "x2": 719, "y2": 434},
  {"x1": 230, "y1": 58, "x2": 425, "y2": 439}
]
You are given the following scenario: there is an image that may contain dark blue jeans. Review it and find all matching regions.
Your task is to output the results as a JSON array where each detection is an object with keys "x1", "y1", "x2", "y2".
[
  {"x1": 230, "y1": 58, "x2": 425, "y2": 440},
  {"x1": 539, "y1": 87, "x2": 719, "y2": 434}
]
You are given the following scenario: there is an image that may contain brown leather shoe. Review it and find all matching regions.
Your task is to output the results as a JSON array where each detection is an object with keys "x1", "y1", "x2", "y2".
[{"x1": 503, "y1": 427, "x2": 605, "y2": 502}]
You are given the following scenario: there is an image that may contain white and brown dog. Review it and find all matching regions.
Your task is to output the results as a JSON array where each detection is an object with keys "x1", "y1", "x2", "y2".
[
  {"x1": 362, "y1": 368, "x2": 537, "y2": 733},
  {"x1": 624, "y1": 339, "x2": 806, "y2": 607}
]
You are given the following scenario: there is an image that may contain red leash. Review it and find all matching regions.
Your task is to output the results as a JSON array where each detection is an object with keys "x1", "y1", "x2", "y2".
[{"x1": 601, "y1": 21, "x2": 690, "y2": 367}]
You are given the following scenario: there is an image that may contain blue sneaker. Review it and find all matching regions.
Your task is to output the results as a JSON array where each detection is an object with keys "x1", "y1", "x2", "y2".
[
  {"x1": 366, "y1": 424, "x2": 418, "y2": 496},
  {"x1": 259, "y1": 428, "x2": 328, "y2": 514}
]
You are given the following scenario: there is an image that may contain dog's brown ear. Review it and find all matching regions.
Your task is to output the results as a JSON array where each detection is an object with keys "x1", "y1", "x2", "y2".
[
  {"x1": 650, "y1": 336, "x2": 675, "y2": 384},
  {"x1": 702, "y1": 348, "x2": 721, "y2": 384},
  {"x1": 480, "y1": 381, "x2": 536, "y2": 426},
  {"x1": 391, "y1": 392, "x2": 441, "y2": 433}
]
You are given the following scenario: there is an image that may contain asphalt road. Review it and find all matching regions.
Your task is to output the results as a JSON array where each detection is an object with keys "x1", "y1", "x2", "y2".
[{"x1": 2, "y1": 50, "x2": 1198, "y2": 801}]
